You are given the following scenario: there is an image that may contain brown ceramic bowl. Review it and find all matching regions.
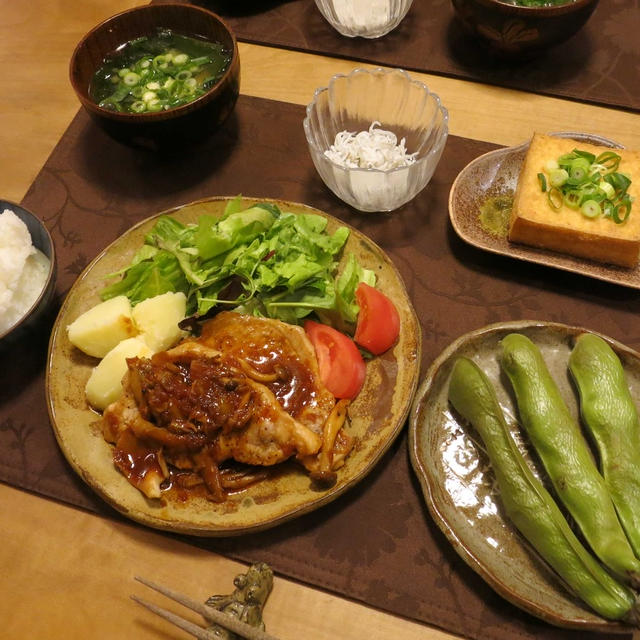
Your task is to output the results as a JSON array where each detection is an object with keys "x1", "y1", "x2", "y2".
[
  {"x1": 451, "y1": 0, "x2": 599, "y2": 56},
  {"x1": 69, "y1": 3, "x2": 240, "y2": 150}
]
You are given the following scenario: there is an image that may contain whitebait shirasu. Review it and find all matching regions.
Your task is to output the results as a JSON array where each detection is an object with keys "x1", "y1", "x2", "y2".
[{"x1": 325, "y1": 121, "x2": 418, "y2": 171}]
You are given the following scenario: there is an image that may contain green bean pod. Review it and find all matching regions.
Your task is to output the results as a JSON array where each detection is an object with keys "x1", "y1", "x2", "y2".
[
  {"x1": 500, "y1": 333, "x2": 640, "y2": 586},
  {"x1": 569, "y1": 333, "x2": 640, "y2": 560},
  {"x1": 448, "y1": 357, "x2": 638, "y2": 622}
]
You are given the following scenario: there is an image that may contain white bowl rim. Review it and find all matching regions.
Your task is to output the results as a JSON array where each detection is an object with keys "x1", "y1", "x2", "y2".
[{"x1": 303, "y1": 67, "x2": 449, "y2": 176}]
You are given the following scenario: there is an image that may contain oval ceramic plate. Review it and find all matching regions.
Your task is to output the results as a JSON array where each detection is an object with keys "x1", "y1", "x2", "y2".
[
  {"x1": 448, "y1": 132, "x2": 640, "y2": 290},
  {"x1": 409, "y1": 320, "x2": 639, "y2": 632},
  {"x1": 47, "y1": 197, "x2": 421, "y2": 536}
]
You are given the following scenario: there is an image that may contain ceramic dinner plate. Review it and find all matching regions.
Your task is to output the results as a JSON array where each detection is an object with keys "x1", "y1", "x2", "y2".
[
  {"x1": 409, "y1": 320, "x2": 639, "y2": 631},
  {"x1": 47, "y1": 197, "x2": 421, "y2": 536},
  {"x1": 448, "y1": 132, "x2": 640, "y2": 290}
]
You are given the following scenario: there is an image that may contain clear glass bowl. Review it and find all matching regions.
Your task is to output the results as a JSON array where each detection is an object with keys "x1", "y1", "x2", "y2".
[
  {"x1": 314, "y1": 0, "x2": 414, "y2": 38},
  {"x1": 303, "y1": 68, "x2": 449, "y2": 213}
]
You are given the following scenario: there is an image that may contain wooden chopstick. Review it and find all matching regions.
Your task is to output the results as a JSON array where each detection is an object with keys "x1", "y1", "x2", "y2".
[
  {"x1": 133, "y1": 575, "x2": 282, "y2": 640},
  {"x1": 131, "y1": 595, "x2": 218, "y2": 640}
]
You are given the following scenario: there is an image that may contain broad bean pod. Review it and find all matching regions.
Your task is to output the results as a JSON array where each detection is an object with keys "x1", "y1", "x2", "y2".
[
  {"x1": 569, "y1": 333, "x2": 640, "y2": 560},
  {"x1": 448, "y1": 357, "x2": 638, "y2": 622},
  {"x1": 500, "y1": 333, "x2": 640, "y2": 586}
]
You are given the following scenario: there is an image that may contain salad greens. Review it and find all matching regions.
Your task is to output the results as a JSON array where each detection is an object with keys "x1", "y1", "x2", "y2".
[{"x1": 101, "y1": 198, "x2": 375, "y2": 326}]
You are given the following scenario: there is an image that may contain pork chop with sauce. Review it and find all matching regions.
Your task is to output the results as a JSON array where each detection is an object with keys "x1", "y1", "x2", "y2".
[{"x1": 102, "y1": 312, "x2": 353, "y2": 502}]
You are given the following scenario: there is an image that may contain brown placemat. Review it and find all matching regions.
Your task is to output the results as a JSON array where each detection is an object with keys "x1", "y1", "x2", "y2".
[
  {"x1": 182, "y1": 0, "x2": 640, "y2": 112},
  {"x1": 3, "y1": 95, "x2": 638, "y2": 640}
]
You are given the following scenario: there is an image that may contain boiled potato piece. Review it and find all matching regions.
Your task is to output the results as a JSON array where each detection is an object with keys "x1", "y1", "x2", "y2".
[
  {"x1": 132, "y1": 291, "x2": 188, "y2": 352},
  {"x1": 67, "y1": 295, "x2": 137, "y2": 358},
  {"x1": 85, "y1": 337, "x2": 152, "y2": 410}
]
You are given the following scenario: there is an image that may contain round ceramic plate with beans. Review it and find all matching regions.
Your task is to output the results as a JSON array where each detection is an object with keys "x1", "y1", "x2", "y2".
[{"x1": 409, "y1": 319, "x2": 640, "y2": 631}]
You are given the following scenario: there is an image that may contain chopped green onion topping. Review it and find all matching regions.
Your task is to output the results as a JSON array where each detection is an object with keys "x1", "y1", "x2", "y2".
[
  {"x1": 573, "y1": 149, "x2": 596, "y2": 163},
  {"x1": 146, "y1": 98, "x2": 164, "y2": 112},
  {"x1": 547, "y1": 187, "x2": 563, "y2": 210},
  {"x1": 123, "y1": 72, "x2": 140, "y2": 86},
  {"x1": 537, "y1": 173, "x2": 547, "y2": 192},
  {"x1": 604, "y1": 171, "x2": 631, "y2": 195},
  {"x1": 549, "y1": 168, "x2": 568, "y2": 188},
  {"x1": 595, "y1": 151, "x2": 621, "y2": 172},
  {"x1": 599, "y1": 180, "x2": 615, "y2": 199},
  {"x1": 564, "y1": 190, "x2": 582, "y2": 209},
  {"x1": 540, "y1": 147, "x2": 631, "y2": 224},
  {"x1": 581, "y1": 199, "x2": 601, "y2": 218},
  {"x1": 568, "y1": 157, "x2": 591, "y2": 182},
  {"x1": 130, "y1": 100, "x2": 146, "y2": 113},
  {"x1": 612, "y1": 197, "x2": 632, "y2": 223}
]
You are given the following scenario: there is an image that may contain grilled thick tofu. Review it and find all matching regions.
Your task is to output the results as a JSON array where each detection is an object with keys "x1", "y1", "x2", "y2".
[{"x1": 508, "y1": 133, "x2": 640, "y2": 268}]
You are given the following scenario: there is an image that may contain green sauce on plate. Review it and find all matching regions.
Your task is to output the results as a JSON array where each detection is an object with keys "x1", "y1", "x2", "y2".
[
  {"x1": 478, "y1": 195, "x2": 513, "y2": 238},
  {"x1": 90, "y1": 29, "x2": 231, "y2": 114}
]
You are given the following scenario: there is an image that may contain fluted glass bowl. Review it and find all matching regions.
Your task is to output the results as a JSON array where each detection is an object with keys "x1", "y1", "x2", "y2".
[
  {"x1": 314, "y1": 0, "x2": 414, "y2": 38},
  {"x1": 303, "y1": 68, "x2": 449, "y2": 213}
]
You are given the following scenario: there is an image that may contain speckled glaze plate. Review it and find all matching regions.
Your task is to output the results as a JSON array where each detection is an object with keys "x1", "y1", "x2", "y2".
[
  {"x1": 449, "y1": 132, "x2": 640, "y2": 290},
  {"x1": 409, "y1": 320, "x2": 639, "y2": 632},
  {"x1": 47, "y1": 197, "x2": 421, "y2": 536}
]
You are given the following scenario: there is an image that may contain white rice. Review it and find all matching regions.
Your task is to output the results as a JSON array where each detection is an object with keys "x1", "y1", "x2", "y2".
[{"x1": 0, "y1": 208, "x2": 51, "y2": 334}]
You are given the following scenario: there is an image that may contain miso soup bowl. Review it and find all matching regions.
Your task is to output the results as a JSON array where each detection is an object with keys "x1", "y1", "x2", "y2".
[
  {"x1": 69, "y1": 3, "x2": 240, "y2": 150},
  {"x1": 451, "y1": 0, "x2": 599, "y2": 57}
]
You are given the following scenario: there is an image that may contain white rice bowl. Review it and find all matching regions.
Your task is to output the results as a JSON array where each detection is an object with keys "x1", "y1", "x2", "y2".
[{"x1": 0, "y1": 208, "x2": 51, "y2": 334}]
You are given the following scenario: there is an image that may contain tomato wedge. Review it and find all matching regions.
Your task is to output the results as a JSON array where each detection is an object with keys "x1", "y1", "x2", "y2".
[
  {"x1": 353, "y1": 282, "x2": 400, "y2": 355},
  {"x1": 304, "y1": 320, "x2": 366, "y2": 399}
]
